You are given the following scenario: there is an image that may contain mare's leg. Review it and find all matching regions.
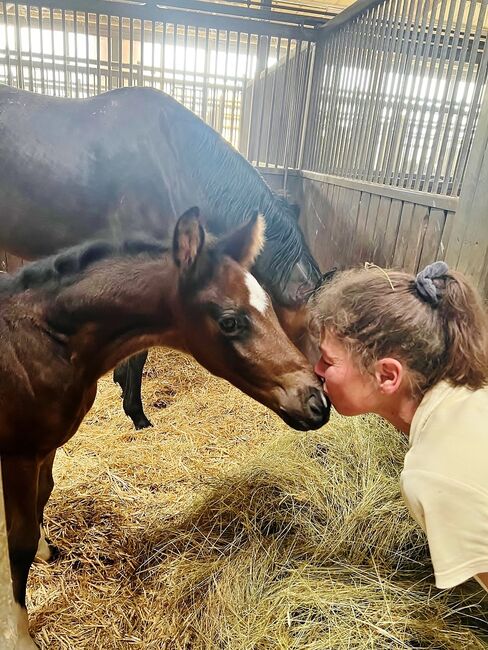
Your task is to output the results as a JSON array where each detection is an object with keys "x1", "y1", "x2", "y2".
[
  {"x1": 118, "y1": 351, "x2": 152, "y2": 430},
  {"x1": 2, "y1": 456, "x2": 41, "y2": 649},
  {"x1": 35, "y1": 451, "x2": 56, "y2": 563},
  {"x1": 113, "y1": 359, "x2": 129, "y2": 395}
]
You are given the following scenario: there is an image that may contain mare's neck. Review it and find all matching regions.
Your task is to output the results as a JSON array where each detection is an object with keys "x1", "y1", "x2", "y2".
[{"x1": 50, "y1": 255, "x2": 183, "y2": 378}]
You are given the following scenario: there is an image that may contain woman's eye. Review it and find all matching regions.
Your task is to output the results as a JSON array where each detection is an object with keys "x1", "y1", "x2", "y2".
[{"x1": 219, "y1": 316, "x2": 239, "y2": 334}]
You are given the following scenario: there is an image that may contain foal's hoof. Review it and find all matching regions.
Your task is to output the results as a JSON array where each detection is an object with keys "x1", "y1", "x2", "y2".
[{"x1": 134, "y1": 415, "x2": 153, "y2": 430}]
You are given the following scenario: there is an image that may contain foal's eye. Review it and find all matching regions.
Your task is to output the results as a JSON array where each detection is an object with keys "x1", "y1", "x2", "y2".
[{"x1": 218, "y1": 316, "x2": 239, "y2": 335}]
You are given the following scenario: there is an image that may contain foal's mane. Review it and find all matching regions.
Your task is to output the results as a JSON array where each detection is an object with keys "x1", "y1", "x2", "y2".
[{"x1": 0, "y1": 238, "x2": 167, "y2": 295}]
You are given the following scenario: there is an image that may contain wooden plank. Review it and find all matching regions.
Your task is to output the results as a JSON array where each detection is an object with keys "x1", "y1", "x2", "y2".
[
  {"x1": 382, "y1": 199, "x2": 402, "y2": 268},
  {"x1": 418, "y1": 208, "x2": 446, "y2": 269},
  {"x1": 392, "y1": 202, "x2": 415, "y2": 269},
  {"x1": 361, "y1": 193, "x2": 381, "y2": 263},
  {"x1": 300, "y1": 171, "x2": 459, "y2": 212},
  {"x1": 355, "y1": 191, "x2": 371, "y2": 263},
  {"x1": 403, "y1": 203, "x2": 429, "y2": 274},
  {"x1": 370, "y1": 195, "x2": 392, "y2": 267},
  {"x1": 437, "y1": 209, "x2": 456, "y2": 261}
]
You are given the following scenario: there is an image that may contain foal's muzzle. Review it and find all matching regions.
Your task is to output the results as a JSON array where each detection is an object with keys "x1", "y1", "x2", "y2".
[{"x1": 279, "y1": 387, "x2": 330, "y2": 431}]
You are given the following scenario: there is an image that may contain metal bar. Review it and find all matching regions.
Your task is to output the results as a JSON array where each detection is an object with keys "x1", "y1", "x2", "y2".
[
  {"x1": 256, "y1": 34, "x2": 271, "y2": 164},
  {"x1": 62, "y1": 9, "x2": 68, "y2": 96},
  {"x1": 401, "y1": 0, "x2": 449, "y2": 188},
  {"x1": 73, "y1": 9, "x2": 79, "y2": 96},
  {"x1": 2, "y1": 2, "x2": 13, "y2": 86},
  {"x1": 332, "y1": 9, "x2": 363, "y2": 177},
  {"x1": 27, "y1": 4, "x2": 34, "y2": 91},
  {"x1": 202, "y1": 26, "x2": 210, "y2": 117},
  {"x1": 321, "y1": 28, "x2": 346, "y2": 172},
  {"x1": 229, "y1": 31, "x2": 241, "y2": 146},
  {"x1": 96, "y1": 12, "x2": 101, "y2": 93},
  {"x1": 376, "y1": 0, "x2": 421, "y2": 185},
  {"x1": 348, "y1": 0, "x2": 393, "y2": 178},
  {"x1": 172, "y1": 23, "x2": 177, "y2": 96},
  {"x1": 452, "y1": 3, "x2": 488, "y2": 195},
  {"x1": 13, "y1": 3, "x2": 23, "y2": 88},
  {"x1": 129, "y1": 17, "x2": 133, "y2": 85},
  {"x1": 307, "y1": 38, "x2": 326, "y2": 170},
  {"x1": 395, "y1": 0, "x2": 434, "y2": 187},
  {"x1": 284, "y1": 37, "x2": 302, "y2": 172},
  {"x1": 296, "y1": 40, "x2": 313, "y2": 169},
  {"x1": 108, "y1": 14, "x2": 112, "y2": 88},
  {"x1": 245, "y1": 33, "x2": 259, "y2": 160},
  {"x1": 150, "y1": 20, "x2": 155, "y2": 88},
  {"x1": 117, "y1": 16, "x2": 122, "y2": 88},
  {"x1": 39, "y1": 6, "x2": 46, "y2": 94},
  {"x1": 160, "y1": 19, "x2": 166, "y2": 92},
  {"x1": 424, "y1": 3, "x2": 474, "y2": 192},
  {"x1": 316, "y1": 34, "x2": 339, "y2": 172},
  {"x1": 139, "y1": 18, "x2": 144, "y2": 86},
  {"x1": 239, "y1": 31, "x2": 251, "y2": 154},
  {"x1": 220, "y1": 27, "x2": 231, "y2": 135},
  {"x1": 438, "y1": 0, "x2": 485, "y2": 195},
  {"x1": 84, "y1": 11, "x2": 89, "y2": 95},
  {"x1": 330, "y1": 14, "x2": 360, "y2": 176},
  {"x1": 6, "y1": 0, "x2": 313, "y2": 41},
  {"x1": 276, "y1": 36, "x2": 291, "y2": 166},
  {"x1": 264, "y1": 35, "x2": 280, "y2": 166},
  {"x1": 192, "y1": 26, "x2": 198, "y2": 112}
]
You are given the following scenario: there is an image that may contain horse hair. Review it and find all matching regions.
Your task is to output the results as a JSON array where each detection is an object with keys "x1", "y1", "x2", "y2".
[
  {"x1": 1, "y1": 237, "x2": 167, "y2": 295},
  {"x1": 181, "y1": 114, "x2": 321, "y2": 293}
]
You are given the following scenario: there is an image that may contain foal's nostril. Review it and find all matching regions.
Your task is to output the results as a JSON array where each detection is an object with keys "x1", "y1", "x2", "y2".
[{"x1": 307, "y1": 389, "x2": 328, "y2": 418}]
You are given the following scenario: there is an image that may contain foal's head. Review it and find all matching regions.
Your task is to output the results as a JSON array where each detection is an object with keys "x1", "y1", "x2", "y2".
[{"x1": 172, "y1": 207, "x2": 329, "y2": 431}]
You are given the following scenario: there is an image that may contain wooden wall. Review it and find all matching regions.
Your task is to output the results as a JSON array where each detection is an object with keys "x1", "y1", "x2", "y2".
[{"x1": 298, "y1": 172, "x2": 459, "y2": 277}]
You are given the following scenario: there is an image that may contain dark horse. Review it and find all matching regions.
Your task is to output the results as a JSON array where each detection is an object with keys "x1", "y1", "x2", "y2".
[
  {"x1": 0, "y1": 208, "x2": 329, "y2": 649},
  {"x1": 0, "y1": 84, "x2": 324, "y2": 429}
]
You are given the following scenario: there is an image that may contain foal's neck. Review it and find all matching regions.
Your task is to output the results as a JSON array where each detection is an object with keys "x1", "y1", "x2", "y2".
[{"x1": 50, "y1": 255, "x2": 182, "y2": 379}]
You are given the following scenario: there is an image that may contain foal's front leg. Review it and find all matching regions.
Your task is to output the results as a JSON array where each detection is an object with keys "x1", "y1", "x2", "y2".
[
  {"x1": 2, "y1": 456, "x2": 41, "y2": 650},
  {"x1": 115, "y1": 350, "x2": 152, "y2": 430}
]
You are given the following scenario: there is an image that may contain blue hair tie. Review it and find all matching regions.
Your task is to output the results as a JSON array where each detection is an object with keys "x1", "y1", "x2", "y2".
[{"x1": 415, "y1": 261, "x2": 449, "y2": 306}]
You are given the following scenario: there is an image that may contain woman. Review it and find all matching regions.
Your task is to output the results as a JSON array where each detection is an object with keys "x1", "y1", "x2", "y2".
[{"x1": 313, "y1": 261, "x2": 488, "y2": 591}]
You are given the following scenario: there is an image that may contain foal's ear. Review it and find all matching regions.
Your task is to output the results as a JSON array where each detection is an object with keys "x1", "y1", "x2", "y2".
[
  {"x1": 219, "y1": 212, "x2": 265, "y2": 269},
  {"x1": 173, "y1": 206, "x2": 205, "y2": 272}
]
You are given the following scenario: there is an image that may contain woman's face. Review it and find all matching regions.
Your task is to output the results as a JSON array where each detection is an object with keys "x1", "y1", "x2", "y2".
[{"x1": 314, "y1": 332, "x2": 379, "y2": 416}]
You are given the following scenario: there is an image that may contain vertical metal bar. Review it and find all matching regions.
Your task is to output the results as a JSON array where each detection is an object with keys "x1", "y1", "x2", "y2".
[
  {"x1": 211, "y1": 28, "x2": 219, "y2": 128},
  {"x1": 317, "y1": 34, "x2": 341, "y2": 172},
  {"x1": 160, "y1": 20, "x2": 166, "y2": 92},
  {"x1": 330, "y1": 18, "x2": 361, "y2": 176},
  {"x1": 283, "y1": 38, "x2": 302, "y2": 174},
  {"x1": 140, "y1": 19, "x2": 145, "y2": 86},
  {"x1": 27, "y1": 4, "x2": 34, "y2": 91},
  {"x1": 62, "y1": 9, "x2": 68, "y2": 96},
  {"x1": 452, "y1": 5, "x2": 488, "y2": 195},
  {"x1": 276, "y1": 37, "x2": 291, "y2": 167},
  {"x1": 172, "y1": 23, "x2": 177, "y2": 96},
  {"x1": 151, "y1": 19, "x2": 155, "y2": 88},
  {"x1": 306, "y1": 37, "x2": 324, "y2": 171},
  {"x1": 107, "y1": 15, "x2": 112, "y2": 89},
  {"x1": 321, "y1": 28, "x2": 346, "y2": 173},
  {"x1": 117, "y1": 16, "x2": 122, "y2": 88},
  {"x1": 245, "y1": 33, "x2": 258, "y2": 160},
  {"x1": 331, "y1": 13, "x2": 362, "y2": 177},
  {"x1": 375, "y1": 0, "x2": 420, "y2": 185},
  {"x1": 238, "y1": 31, "x2": 251, "y2": 152},
  {"x1": 394, "y1": 0, "x2": 434, "y2": 186},
  {"x1": 202, "y1": 27, "x2": 210, "y2": 119},
  {"x1": 264, "y1": 36, "x2": 280, "y2": 166},
  {"x1": 50, "y1": 8, "x2": 56, "y2": 95},
  {"x1": 313, "y1": 38, "x2": 334, "y2": 172},
  {"x1": 84, "y1": 12, "x2": 89, "y2": 96},
  {"x1": 182, "y1": 23, "x2": 188, "y2": 103},
  {"x1": 73, "y1": 9, "x2": 79, "y2": 97},
  {"x1": 256, "y1": 34, "x2": 271, "y2": 164},
  {"x1": 436, "y1": 0, "x2": 482, "y2": 194},
  {"x1": 13, "y1": 3, "x2": 23, "y2": 89},
  {"x1": 229, "y1": 31, "x2": 241, "y2": 146},
  {"x1": 192, "y1": 27, "x2": 198, "y2": 113},
  {"x1": 2, "y1": 2, "x2": 13, "y2": 87},
  {"x1": 293, "y1": 40, "x2": 310, "y2": 169},
  {"x1": 346, "y1": 0, "x2": 401, "y2": 177},
  {"x1": 129, "y1": 17, "x2": 133, "y2": 85},
  {"x1": 96, "y1": 12, "x2": 101, "y2": 94},
  {"x1": 421, "y1": 0, "x2": 467, "y2": 191},
  {"x1": 219, "y1": 29, "x2": 230, "y2": 135}
]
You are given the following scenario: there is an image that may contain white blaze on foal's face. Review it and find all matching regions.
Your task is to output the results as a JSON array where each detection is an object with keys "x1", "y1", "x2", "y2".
[{"x1": 244, "y1": 271, "x2": 269, "y2": 314}]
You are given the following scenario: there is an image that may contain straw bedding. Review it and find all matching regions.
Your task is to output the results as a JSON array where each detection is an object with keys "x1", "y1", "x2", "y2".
[{"x1": 28, "y1": 349, "x2": 488, "y2": 649}]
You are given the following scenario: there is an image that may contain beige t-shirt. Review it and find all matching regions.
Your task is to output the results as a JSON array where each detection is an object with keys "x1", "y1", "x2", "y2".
[{"x1": 400, "y1": 381, "x2": 488, "y2": 590}]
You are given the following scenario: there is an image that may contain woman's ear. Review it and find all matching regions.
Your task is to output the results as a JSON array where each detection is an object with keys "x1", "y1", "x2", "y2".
[{"x1": 373, "y1": 358, "x2": 404, "y2": 395}]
